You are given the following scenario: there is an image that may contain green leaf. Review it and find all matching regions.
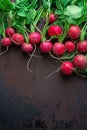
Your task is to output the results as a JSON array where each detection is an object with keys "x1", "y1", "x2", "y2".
[
  {"x1": 64, "y1": 5, "x2": 83, "y2": 19},
  {"x1": 26, "y1": 9, "x2": 36, "y2": 24},
  {"x1": 55, "y1": 10, "x2": 63, "y2": 15},
  {"x1": 18, "y1": 8, "x2": 27, "y2": 17},
  {"x1": 61, "y1": 0, "x2": 71, "y2": 7},
  {"x1": 0, "y1": 0, "x2": 14, "y2": 11},
  {"x1": 0, "y1": 28, "x2": 3, "y2": 34},
  {"x1": 82, "y1": 6, "x2": 87, "y2": 15}
]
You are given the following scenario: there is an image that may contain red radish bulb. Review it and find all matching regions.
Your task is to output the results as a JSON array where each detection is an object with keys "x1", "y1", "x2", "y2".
[
  {"x1": 65, "y1": 41, "x2": 76, "y2": 52},
  {"x1": 77, "y1": 40, "x2": 87, "y2": 53},
  {"x1": 73, "y1": 54, "x2": 87, "y2": 69},
  {"x1": 40, "y1": 41, "x2": 52, "y2": 53},
  {"x1": 52, "y1": 42, "x2": 65, "y2": 56},
  {"x1": 21, "y1": 43, "x2": 33, "y2": 53},
  {"x1": 5, "y1": 27, "x2": 15, "y2": 37},
  {"x1": 68, "y1": 25, "x2": 81, "y2": 39},
  {"x1": 49, "y1": 13, "x2": 56, "y2": 24},
  {"x1": 1, "y1": 37, "x2": 12, "y2": 46},
  {"x1": 48, "y1": 25, "x2": 62, "y2": 36},
  {"x1": 29, "y1": 32, "x2": 41, "y2": 44},
  {"x1": 12, "y1": 33, "x2": 25, "y2": 45},
  {"x1": 61, "y1": 61, "x2": 74, "y2": 75}
]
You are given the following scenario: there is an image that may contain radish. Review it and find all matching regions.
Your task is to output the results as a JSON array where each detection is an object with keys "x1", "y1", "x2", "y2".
[
  {"x1": 21, "y1": 43, "x2": 33, "y2": 53},
  {"x1": 12, "y1": 33, "x2": 25, "y2": 45},
  {"x1": 77, "y1": 40, "x2": 87, "y2": 53},
  {"x1": 40, "y1": 41, "x2": 52, "y2": 53},
  {"x1": 68, "y1": 25, "x2": 81, "y2": 39},
  {"x1": 1, "y1": 37, "x2": 12, "y2": 46},
  {"x1": 5, "y1": 27, "x2": 15, "y2": 37},
  {"x1": 61, "y1": 61, "x2": 74, "y2": 75},
  {"x1": 48, "y1": 25, "x2": 62, "y2": 37},
  {"x1": 29, "y1": 32, "x2": 41, "y2": 44},
  {"x1": 49, "y1": 13, "x2": 56, "y2": 24},
  {"x1": 73, "y1": 54, "x2": 87, "y2": 69},
  {"x1": 65, "y1": 41, "x2": 76, "y2": 52},
  {"x1": 52, "y1": 42, "x2": 65, "y2": 56}
]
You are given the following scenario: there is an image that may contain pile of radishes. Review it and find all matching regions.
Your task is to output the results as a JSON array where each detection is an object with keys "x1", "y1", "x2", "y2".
[{"x1": 0, "y1": 12, "x2": 87, "y2": 78}]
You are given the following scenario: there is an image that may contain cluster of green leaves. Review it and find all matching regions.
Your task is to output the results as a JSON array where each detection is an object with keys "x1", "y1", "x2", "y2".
[
  {"x1": 0, "y1": 0, "x2": 14, "y2": 11},
  {"x1": 54, "y1": 0, "x2": 87, "y2": 25},
  {"x1": 0, "y1": 0, "x2": 87, "y2": 38}
]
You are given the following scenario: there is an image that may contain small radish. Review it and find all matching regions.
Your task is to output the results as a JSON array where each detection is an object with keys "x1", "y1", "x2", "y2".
[
  {"x1": 65, "y1": 41, "x2": 76, "y2": 52},
  {"x1": 68, "y1": 25, "x2": 81, "y2": 39},
  {"x1": 49, "y1": 13, "x2": 56, "y2": 24},
  {"x1": 5, "y1": 27, "x2": 15, "y2": 37},
  {"x1": 73, "y1": 54, "x2": 87, "y2": 69},
  {"x1": 77, "y1": 40, "x2": 87, "y2": 53},
  {"x1": 40, "y1": 41, "x2": 52, "y2": 53},
  {"x1": 12, "y1": 33, "x2": 25, "y2": 45},
  {"x1": 48, "y1": 25, "x2": 62, "y2": 36},
  {"x1": 29, "y1": 32, "x2": 41, "y2": 44},
  {"x1": 1, "y1": 37, "x2": 12, "y2": 46},
  {"x1": 52, "y1": 42, "x2": 65, "y2": 56},
  {"x1": 21, "y1": 43, "x2": 33, "y2": 53},
  {"x1": 61, "y1": 61, "x2": 74, "y2": 75}
]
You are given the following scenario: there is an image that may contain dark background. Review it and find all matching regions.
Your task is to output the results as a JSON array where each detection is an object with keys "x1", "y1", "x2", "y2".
[{"x1": 0, "y1": 34, "x2": 87, "y2": 130}]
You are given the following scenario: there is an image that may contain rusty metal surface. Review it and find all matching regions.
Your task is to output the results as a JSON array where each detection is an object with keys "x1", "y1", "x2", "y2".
[{"x1": 0, "y1": 35, "x2": 87, "y2": 130}]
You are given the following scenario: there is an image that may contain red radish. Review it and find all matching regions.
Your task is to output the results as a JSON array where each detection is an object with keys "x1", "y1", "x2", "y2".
[
  {"x1": 5, "y1": 27, "x2": 15, "y2": 37},
  {"x1": 48, "y1": 25, "x2": 62, "y2": 36},
  {"x1": 1, "y1": 37, "x2": 12, "y2": 46},
  {"x1": 29, "y1": 32, "x2": 41, "y2": 44},
  {"x1": 49, "y1": 13, "x2": 56, "y2": 24},
  {"x1": 21, "y1": 43, "x2": 33, "y2": 53},
  {"x1": 65, "y1": 41, "x2": 76, "y2": 52},
  {"x1": 61, "y1": 61, "x2": 74, "y2": 75},
  {"x1": 40, "y1": 41, "x2": 52, "y2": 53},
  {"x1": 73, "y1": 54, "x2": 87, "y2": 69},
  {"x1": 68, "y1": 25, "x2": 81, "y2": 39},
  {"x1": 12, "y1": 33, "x2": 25, "y2": 45},
  {"x1": 77, "y1": 40, "x2": 87, "y2": 53},
  {"x1": 52, "y1": 42, "x2": 65, "y2": 56}
]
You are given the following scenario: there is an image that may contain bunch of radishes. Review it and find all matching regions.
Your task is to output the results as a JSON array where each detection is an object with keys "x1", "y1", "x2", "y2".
[
  {"x1": 0, "y1": 12, "x2": 87, "y2": 78},
  {"x1": 45, "y1": 19, "x2": 87, "y2": 77},
  {"x1": 1, "y1": 27, "x2": 42, "y2": 53}
]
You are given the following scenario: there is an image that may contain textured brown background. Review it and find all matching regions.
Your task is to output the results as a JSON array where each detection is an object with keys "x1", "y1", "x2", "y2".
[{"x1": 0, "y1": 34, "x2": 87, "y2": 130}]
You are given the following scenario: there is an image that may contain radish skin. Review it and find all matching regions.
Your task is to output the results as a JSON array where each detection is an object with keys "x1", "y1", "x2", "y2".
[
  {"x1": 40, "y1": 41, "x2": 53, "y2": 53},
  {"x1": 68, "y1": 25, "x2": 81, "y2": 39},
  {"x1": 29, "y1": 32, "x2": 41, "y2": 44},
  {"x1": 73, "y1": 54, "x2": 87, "y2": 69},
  {"x1": 48, "y1": 25, "x2": 62, "y2": 36},
  {"x1": 52, "y1": 42, "x2": 65, "y2": 56},
  {"x1": 21, "y1": 43, "x2": 33, "y2": 53},
  {"x1": 5, "y1": 27, "x2": 15, "y2": 37},
  {"x1": 61, "y1": 61, "x2": 74, "y2": 75},
  {"x1": 65, "y1": 41, "x2": 76, "y2": 52},
  {"x1": 12, "y1": 33, "x2": 25, "y2": 45},
  {"x1": 49, "y1": 14, "x2": 56, "y2": 24},
  {"x1": 77, "y1": 40, "x2": 87, "y2": 53},
  {"x1": 1, "y1": 37, "x2": 12, "y2": 46}
]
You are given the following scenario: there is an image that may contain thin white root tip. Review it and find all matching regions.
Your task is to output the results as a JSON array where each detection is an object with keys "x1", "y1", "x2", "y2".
[
  {"x1": 28, "y1": 53, "x2": 43, "y2": 59},
  {"x1": 45, "y1": 66, "x2": 61, "y2": 79},
  {"x1": 27, "y1": 45, "x2": 36, "y2": 72},
  {"x1": 0, "y1": 46, "x2": 9, "y2": 56}
]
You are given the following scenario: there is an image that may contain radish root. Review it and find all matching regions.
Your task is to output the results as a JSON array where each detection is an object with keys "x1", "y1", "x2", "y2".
[
  {"x1": 45, "y1": 66, "x2": 61, "y2": 79},
  {"x1": 0, "y1": 46, "x2": 9, "y2": 56},
  {"x1": 27, "y1": 44, "x2": 36, "y2": 72}
]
